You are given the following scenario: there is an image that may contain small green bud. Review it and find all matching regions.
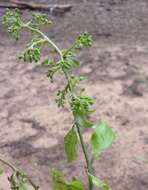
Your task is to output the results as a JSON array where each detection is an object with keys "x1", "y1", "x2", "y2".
[
  {"x1": 32, "y1": 13, "x2": 52, "y2": 27},
  {"x1": 76, "y1": 32, "x2": 92, "y2": 49},
  {"x1": 19, "y1": 48, "x2": 41, "y2": 63},
  {"x1": 2, "y1": 8, "x2": 22, "y2": 40}
]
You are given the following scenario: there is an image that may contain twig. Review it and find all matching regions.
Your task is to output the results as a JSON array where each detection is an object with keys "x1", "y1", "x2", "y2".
[
  {"x1": 0, "y1": 157, "x2": 17, "y2": 171},
  {"x1": 0, "y1": 1, "x2": 72, "y2": 14},
  {"x1": 0, "y1": 157, "x2": 39, "y2": 190}
]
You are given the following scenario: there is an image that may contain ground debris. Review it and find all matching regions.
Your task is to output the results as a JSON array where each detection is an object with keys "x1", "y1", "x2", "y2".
[{"x1": 0, "y1": 0, "x2": 72, "y2": 16}]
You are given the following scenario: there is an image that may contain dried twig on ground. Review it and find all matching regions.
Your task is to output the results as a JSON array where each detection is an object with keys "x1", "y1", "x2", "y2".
[{"x1": 0, "y1": 0, "x2": 72, "y2": 15}]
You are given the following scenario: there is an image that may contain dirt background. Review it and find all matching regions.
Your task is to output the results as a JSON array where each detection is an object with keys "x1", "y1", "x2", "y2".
[{"x1": 0, "y1": 0, "x2": 148, "y2": 189}]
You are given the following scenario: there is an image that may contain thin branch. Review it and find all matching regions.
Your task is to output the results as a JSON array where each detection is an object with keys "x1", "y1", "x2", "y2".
[
  {"x1": 0, "y1": 1, "x2": 72, "y2": 13},
  {"x1": 23, "y1": 24, "x2": 63, "y2": 59},
  {"x1": 0, "y1": 157, "x2": 17, "y2": 171},
  {"x1": 0, "y1": 157, "x2": 39, "y2": 190},
  {"x1": 28, "y1": 178, "x2": 40, "y2": 190}
]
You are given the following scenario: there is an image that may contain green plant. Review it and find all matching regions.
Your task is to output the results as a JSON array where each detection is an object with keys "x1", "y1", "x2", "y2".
[{"x1": 1, "y1": 9, "x2": 115, "y2": 190}]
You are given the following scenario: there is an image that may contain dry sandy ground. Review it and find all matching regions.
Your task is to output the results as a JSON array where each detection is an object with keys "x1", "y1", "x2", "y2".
[{"x1": 0, "y1": 0, "x2": 148, "y2": 189}]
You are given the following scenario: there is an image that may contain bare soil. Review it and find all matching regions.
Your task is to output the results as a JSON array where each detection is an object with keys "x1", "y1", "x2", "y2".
[{"x1": 0, "y1": 0, "x2": 148, "y2": 189}]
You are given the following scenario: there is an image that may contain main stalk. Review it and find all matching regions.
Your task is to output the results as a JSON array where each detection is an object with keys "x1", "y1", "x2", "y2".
[{"x1": 25, "y1": 25, "x2": 94, "y2": 190}]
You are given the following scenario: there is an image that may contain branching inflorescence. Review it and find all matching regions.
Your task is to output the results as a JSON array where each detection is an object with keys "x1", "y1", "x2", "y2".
[{"x1": 1, "y1": 9, "x2": 115, "y2": 190}]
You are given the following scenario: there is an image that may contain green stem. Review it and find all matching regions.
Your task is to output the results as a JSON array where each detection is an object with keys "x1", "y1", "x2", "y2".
[
  {"x1": 21, "y1": 24, "x2": 94, "y2": 190},
  {"x1": 0, "y1": 157, "x2": 39, "y2": 190},
  {"x1": 23, "y1": 24, "x2": 63, "y2": 59},
  {"x1": 0, "y1": 157, "x2": 16, "y2": 171},
  {"x1": 75, "y1": 124, "x2": 93, "y2": 190}
]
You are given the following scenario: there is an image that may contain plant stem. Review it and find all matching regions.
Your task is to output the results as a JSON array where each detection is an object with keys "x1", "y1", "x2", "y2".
[
  {"x1": 28, "y1": 178, "x2": 39, "y2": 190},
  {"x1": 0, "y1": 157, "x2": 17, "y2": 171},
  {"x1": 75, "y1": 124, "x2": 93, "y2": 190},
  {"x1": 0, "y1": 157, "x2": 39, "y2": 190},
  {"x1": 23, "y1": 24, "x2": 63, "y2": 59},
  {"x1": 21, "y1": 25, "x2": 94, "y2": 189}
]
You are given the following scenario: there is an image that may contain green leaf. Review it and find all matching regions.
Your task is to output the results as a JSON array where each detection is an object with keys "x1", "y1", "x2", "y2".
[
  {"x1": 32, "y1": 13, "x2": 52, "y2": 26},
  {"x1": 50, "y1": 169, "x2": 68, "y2": 190},
  {"x1": 69, "y1": 180, "x2": 85, "y2": 190},
  {"x1": 88, "y1": 173, "x2": 111, "y2": 190},
  {"x1": 20, "y1": 48, "x2": 41, "y2": 63},
  {"x1": 42, "y1": 59, "x2": 52, "y2": 65},
  {"x1": 64, "y1": 128, "x2": 78, "y2": 162},
  {"x1": 50, "y1": 169, "x2": 85, "y2": 190},
  {"x1": 91, "y1": 121, "x2": 115, "y2": 158},
  {"x1": 75, "y1": 32, "x2": 92, "y2": 49},
  {"x1": 19, "y1": 182, "x2": 28, "y2": 190},
  {"x1": 19, "y1": 177, "x2": 28, "y2": 190},
  {"x1": 2, "y1": 8, "x2": 22, "y2": 40}
]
